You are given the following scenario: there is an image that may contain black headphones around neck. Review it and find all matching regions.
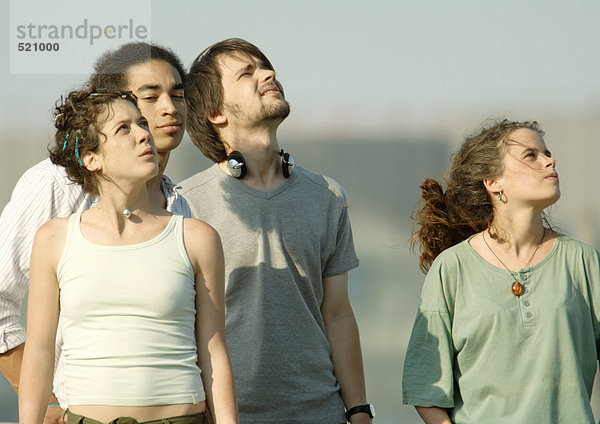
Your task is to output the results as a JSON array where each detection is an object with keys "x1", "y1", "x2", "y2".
[{"x1": 226, "y1": 149, "x2": 294, "y2": 179}]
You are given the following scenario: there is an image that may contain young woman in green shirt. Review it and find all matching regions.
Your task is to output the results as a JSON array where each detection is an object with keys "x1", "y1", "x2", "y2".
[{"x1": 404, "y1": 120, "x2": 600, "y2": 423}]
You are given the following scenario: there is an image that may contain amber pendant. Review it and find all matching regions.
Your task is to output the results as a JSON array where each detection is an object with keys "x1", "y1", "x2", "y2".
[{"x1": 511, "y1": 281, "x2": 523, "y2": 296}]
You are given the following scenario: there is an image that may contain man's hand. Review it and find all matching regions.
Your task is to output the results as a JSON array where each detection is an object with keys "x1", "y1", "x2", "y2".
[
  {"x1": 0, "y1": 343, "x2": 25, "y2": 392},
  {"x1": 349, "y1": 413, "x2": 372, "y2": 424},
  {"x1": 43, "y1": 404, "x2": 65, "y2": 424}
]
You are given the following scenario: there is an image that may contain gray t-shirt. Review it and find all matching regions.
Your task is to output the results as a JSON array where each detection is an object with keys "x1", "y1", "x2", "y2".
[{"x1": 179, "y1": 164, "x2": 359, "y2": 424}]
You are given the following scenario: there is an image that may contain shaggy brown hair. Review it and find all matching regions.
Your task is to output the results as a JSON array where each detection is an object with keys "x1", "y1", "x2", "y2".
[
  {"x1": 49, "y1": 86, "x2": 138, "y2": 194},
  {"x1": 185, "y1": 38, "x2": 275, "y2": 163},
  {"x1": 411, "y1": 119, "x2": 544, "y2": 273}
]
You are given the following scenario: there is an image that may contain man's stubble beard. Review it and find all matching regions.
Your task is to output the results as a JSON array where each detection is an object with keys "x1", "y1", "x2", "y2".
[
  {"x1": 225, "y1": 99, "x2": 291, "y2": 124},
  {"x1": 259, "y1": 100, "x2": 290, "y2": 122}
]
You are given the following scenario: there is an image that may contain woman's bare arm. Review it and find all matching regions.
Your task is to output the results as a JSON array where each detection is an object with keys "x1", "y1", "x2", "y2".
[
  {"x1": 415, "y1": 406, "x2": 452, "y2": 424},
  {"x1": 19, "y1": 219, "x2": 66, "y2": 424},
  {"x1": 184, "y1": 218, "x2": 238, "y2": 424}
]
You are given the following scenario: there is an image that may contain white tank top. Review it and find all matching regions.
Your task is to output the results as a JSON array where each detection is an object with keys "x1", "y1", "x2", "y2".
[{"x1": 57, "y1": 212, "x2": 204, "y2": 406}]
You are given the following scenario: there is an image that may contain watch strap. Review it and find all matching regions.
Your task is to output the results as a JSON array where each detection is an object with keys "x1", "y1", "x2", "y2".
[{"x1": 345, "y1": 403, "x2": 374, "y2": 421}]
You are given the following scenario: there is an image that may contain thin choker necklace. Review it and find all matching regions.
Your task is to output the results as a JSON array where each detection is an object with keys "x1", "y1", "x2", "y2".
[{"x1": 482, "y1": 228, "x2": 546, "y2": 297}]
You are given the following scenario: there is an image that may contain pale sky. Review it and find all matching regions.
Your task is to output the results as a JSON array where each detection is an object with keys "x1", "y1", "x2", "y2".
[{"x1": 1, "y1": 0, "x2": 599, "y2": 138}]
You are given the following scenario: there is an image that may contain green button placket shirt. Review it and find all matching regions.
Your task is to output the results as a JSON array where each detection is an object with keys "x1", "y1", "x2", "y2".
[{"x1": 403, "y1": 235, "x2": 600, "y2": 424}]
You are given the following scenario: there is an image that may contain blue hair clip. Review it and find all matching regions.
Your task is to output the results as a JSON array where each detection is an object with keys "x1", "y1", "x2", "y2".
[
  {"x1": 74, "y1": 136, "x2": 84, "y2": 166},
  {"x1": 62, "y1": 133, "x2": 70, "y2": 151}
]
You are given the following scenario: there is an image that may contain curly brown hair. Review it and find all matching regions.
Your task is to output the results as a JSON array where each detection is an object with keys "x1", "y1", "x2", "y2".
[
  {"x1": 411, "y1": 119, "x2": 545, "y2": 273},
  {"x1": 185, "y1": 38, "x2": 275, "y2": 163},
  {"x1": 49, "y1": 86, "x2": 138, "y2": 194}
]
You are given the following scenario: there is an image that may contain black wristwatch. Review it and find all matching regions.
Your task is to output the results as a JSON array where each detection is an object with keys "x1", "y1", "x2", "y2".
[{"x1": 346, "y1": 403, "x2": 375, "y2": 421}]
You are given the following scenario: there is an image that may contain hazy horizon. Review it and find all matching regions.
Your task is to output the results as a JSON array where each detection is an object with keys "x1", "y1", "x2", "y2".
[{"x1": 2, "y1": 1, "x2": 600, "y2": 422}]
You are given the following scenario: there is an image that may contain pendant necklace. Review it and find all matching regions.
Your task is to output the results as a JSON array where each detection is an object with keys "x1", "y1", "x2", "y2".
[{"x1": 482, "y1": 228, "x2": 546, "y2": 297}]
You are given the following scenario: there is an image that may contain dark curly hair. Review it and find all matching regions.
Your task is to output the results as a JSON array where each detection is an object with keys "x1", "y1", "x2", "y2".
[
  {"x1": 411, "y1": 119, "x2": 545, "y2": 273},
  {"x1": 49, "y1": 86, "x2": 138, "y2": 194},
  {"x1": 185, "y1": 38, "x2": 275, "y2": 163},
  {"x1": 89, "y1": 42, "x2": 185, "y2": 93}
]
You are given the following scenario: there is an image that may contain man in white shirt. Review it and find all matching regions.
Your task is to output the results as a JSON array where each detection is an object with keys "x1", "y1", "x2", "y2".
[{"x1": 0, "y1": 42, "x2": 189, "y2": 424}]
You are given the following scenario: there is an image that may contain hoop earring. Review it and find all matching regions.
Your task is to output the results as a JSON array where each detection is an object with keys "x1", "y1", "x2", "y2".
[{"x1": 497, "y1": 191, "x2": 503, "y2": 201}]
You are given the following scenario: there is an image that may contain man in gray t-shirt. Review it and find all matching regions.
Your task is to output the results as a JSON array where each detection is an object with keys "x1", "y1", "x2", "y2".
[{"x1": 179, "y1": 39, "x2": 373, "y2": 424}]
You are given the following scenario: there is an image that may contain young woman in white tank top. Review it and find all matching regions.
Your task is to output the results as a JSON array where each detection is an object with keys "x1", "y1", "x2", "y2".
[{"x1": 19, "y1": 88, "x2": 238, "y2": 424}]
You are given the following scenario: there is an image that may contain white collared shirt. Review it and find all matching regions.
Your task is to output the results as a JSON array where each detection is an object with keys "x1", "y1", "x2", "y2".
[{"x1": 0, "y1": 158, "x2": 191, "y2": 406}]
